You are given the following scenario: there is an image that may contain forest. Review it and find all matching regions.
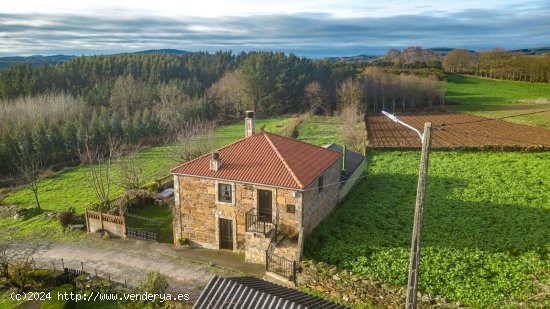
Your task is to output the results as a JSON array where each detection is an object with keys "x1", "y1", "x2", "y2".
[{"x1": 443, "y1": 48, "x2": 550, "y2": 82}]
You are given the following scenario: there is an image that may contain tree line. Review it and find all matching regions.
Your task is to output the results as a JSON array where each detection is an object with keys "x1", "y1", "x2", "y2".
[{"x1": 443, "y1": 49, "x2": 550, "y2": 83}]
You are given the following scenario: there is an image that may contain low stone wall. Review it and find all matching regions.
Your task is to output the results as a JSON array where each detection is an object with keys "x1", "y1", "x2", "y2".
[
  {"x1": 297, "y1": 261, "x2": 463, "y2": 309},
  {"x1": 244, "y1": 232, "x2": 271, "y2": 264}
]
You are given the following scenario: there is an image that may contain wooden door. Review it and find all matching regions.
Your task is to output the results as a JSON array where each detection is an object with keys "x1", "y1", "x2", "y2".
[
  {"x1": 258, "y1": 189, "x2": 272, "y2": 223},
  {"x1": 219, "y1": 218, "x2": 233, "y2": 250}
]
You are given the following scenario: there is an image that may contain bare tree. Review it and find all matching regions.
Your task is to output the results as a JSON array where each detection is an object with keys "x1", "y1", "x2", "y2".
[
  {"x1": 13, "y1": 146, "x2": 46, "y2": 209},
  {"x1": 114, "y1": 143, "x2": 145, "y2": 190},
  {"x1": 167, "y1": 120, "x2": 216, "y2": 164},
  {"x1": 207, "y1": 69, "x2": 248, "y2": 120},
  {"x1": 0, "y1": 228, "x2": 51, "y2": 290},
  {"x1": 336, "y1": 78, "x2": 364, "y2": 112},
  {"x1": 304, "y1": 81, "x2": 329, "y2": 115},
  {"x1": 78, "y1": 134, "x2": 120, "y2": 206},
  {"x1": 339, "y1": 104, "x2": 367, "y2": 152}
]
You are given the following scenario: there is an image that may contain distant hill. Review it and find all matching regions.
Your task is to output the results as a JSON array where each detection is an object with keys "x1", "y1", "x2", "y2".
[
  {"x1": 0, "y1": 49, "x2": 190, "y2": 69},
  {"x1": 509, "y1": 47, "x2": 550, "y2": 55},
  {"x1": 429, "y1": 47, "x2": 549, "y2": 57},
  {"x1": 132, "y1": 49, "x2": 190, "y2": 55},
  {"x1": 320, "y1": 54, "x2": 380, "y2": 63},
  {"x1": 0, "y1": 55, "x2": 74, "y2": 69}
]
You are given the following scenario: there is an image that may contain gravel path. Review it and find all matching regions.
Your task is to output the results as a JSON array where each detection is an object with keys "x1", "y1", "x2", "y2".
[{"x1": 33, "y1": 238, "x2": 242, "y2": 300}]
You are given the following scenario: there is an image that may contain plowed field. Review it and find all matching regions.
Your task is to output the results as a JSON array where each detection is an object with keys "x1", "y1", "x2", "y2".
[{"x1": 366, "y1": 112, "x2": 550, "y2": 148}]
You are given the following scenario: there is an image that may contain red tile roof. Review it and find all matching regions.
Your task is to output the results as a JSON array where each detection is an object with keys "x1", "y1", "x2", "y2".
[{"x1": 170, "y1": 131, "x2": 341, "y2": 189}]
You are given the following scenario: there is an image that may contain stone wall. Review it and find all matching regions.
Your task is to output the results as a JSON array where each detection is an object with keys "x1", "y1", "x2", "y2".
[
  {"x1": 302, "y1": 160, "x2": 341, "y2": 236},
  {"x1": 244, "y1": 232, "x2": 271, "y2": 263},
  {"x1": 174, "y1": 174, "x2": 303, "y2": 254},
  {"x1": 298, "y1": 261, "x2": 461, "y2": 308},
  {"x1": 177, "y1": 176, "x2": 218, "y2": 248}
]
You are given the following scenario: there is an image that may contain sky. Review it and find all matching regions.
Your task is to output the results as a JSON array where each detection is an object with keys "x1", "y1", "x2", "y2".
[{"x1": 0, "y1": 0, "x2": 549, "y2": 57}]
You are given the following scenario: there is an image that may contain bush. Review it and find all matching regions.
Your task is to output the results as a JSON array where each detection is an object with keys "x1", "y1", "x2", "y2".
[
  {"x1": 27, "y1": 269, "x2": 62, "y2": 289},
  {"x1": 57, "y1": 211, "x2": 73, "y2": 227},
  {"x1": 40, "y1": 284, "x2": 75, "y2": 309},
  {"x1": 143, "y1": 181, "x2": 159, "y2": 192},
  {"x1": 138, "y1": 271, "x2": 168, "y2": 294}
]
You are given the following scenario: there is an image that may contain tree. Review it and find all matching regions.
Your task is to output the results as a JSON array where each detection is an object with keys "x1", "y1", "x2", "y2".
[
  {"x1": 207, "y1": 70, "x2": 248, "y2": 120},
  {"x1": 78, "y1": 134, "x2": 120, "y2": 206},
  {"x1": 336, "y1": 78, "x2": 364, "y2": 111},
  {"x1": 109, "y1": 74, "x2": 155, "y2": 114},
  {"x1": 13, "y1": 145, "x2": 46, "y2": 209},
  {"x1": 167, "y1": 120, "x2": 216, "y2": 164},
  {"x1": 304, "y1": 81, "x2": 329, "y2": 115},
  {"x1": 0, "y1": 228, "x2": 51, "y2": 290},
  {"x1": 114, "y1": 144, "x2": 145, "y2": 190},
  {"x1": 443, "y1": 49, "x2": 471, "y2": 73}
]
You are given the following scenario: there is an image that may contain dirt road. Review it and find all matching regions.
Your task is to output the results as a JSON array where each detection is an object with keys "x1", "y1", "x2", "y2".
[{"x1": 33, "y1": 238, "x2": 248, "y2": 300}]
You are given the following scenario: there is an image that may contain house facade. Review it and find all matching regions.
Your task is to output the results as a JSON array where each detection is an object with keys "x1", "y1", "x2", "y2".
[{"x1": 170, "y1": 112, "x2": 343, "y2": 274}]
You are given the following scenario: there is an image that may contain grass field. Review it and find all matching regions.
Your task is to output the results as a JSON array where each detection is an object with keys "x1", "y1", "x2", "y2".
[
  {"x1": 305, "y1": 150, "x2": 550, "y2": 307},
  {"x1": 0, "y1": 117, "x2": 291, "y2": 234},
  {"x1": 296, "y1": 116, "x2": 343, "y2": 146},
  {"x1": 445, "y1": 74, "x2": 550, "y2": 127}
]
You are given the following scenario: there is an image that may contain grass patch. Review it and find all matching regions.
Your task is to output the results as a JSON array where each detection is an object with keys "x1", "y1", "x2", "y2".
[
  {"x1": 305, "y1": 150, "x2": 550, "y2": 307},
  {"x1": 446, "y1": 74, "x2": 550, "y2": 127},
  {"x1": 127, "y1": 204, "x2": 173, "y2": 243},
  {"x1": 0, "y1": 290, "x2": 25, "y2": 309},
  {"x1": 297, "y1": 116, "x2": 343, "y2": 146}
]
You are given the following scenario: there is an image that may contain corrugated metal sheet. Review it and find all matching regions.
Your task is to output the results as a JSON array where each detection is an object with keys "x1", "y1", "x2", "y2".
[
  {"x1": 171, "y1": 131, "x2": 341, "y2": 189},
  {"x1": 194, "y1": 276, "x2": 347, "y2": 309}
]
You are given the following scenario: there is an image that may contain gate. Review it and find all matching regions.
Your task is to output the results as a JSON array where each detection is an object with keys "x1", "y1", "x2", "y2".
[{"x1": 125, "y1": 213, "x2": 159, "y2": 241}]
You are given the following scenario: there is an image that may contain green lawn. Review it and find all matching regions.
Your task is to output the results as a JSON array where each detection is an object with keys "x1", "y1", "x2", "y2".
[
  {"x1": 296, "y1": 116, "x2": 343, "y2": 146},
  {"x1": 305, "y1": 150, "x2": 550, "y2": 307},
  {"x1": 127, "y1": 204, "x2": 173, "y2": 243},
  {"x1": 0, "y1": 117, "x2": 291, "y2": 234},
  {"x1": 446, "y1": 74, "x2": 550, "y2": 127}
]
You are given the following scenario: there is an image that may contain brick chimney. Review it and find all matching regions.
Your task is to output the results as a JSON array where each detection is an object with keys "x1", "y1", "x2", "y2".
[
  {"x1": 245, "y1": 110, "x2": 255, "y2": 137},
  {"x1": 210, "y1": 152, "x2": 221, "y2": 171}
]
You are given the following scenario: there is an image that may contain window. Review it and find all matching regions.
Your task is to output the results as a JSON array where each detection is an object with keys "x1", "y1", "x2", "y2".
[
  {"x1": 318, "y1": 175, "x2": 324, "y2": 193},
  {"x1": 218, "y1": 183, "x2": 232, "y2": 203},
  {"x1": 286, "y1": 204, "x2": 295, "y2": 214}
]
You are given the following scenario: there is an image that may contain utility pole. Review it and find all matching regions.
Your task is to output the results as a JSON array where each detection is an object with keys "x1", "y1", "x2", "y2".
[
  {"x1": 381, "y1": 111, "x2": 432, "y2": 309},
  {"x1": 406, "y1": 122, "x2": 432, "y2": 309}
]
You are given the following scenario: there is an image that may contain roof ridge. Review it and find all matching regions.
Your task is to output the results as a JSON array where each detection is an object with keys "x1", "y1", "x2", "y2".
[
  {"x1": 262, "y1": 131, "x2": 304, "y2": 188},
  {"x1": 169, "y1": 134, "x2": 253, "y2": 173},
  {"x1": 264, "y1": 131, "x2": 342, "y2": 155}
]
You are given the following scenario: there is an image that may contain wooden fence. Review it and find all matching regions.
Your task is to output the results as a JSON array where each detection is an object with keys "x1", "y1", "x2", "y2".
[{"x1": 85, "y1": 210, "x2": 126, "y2": 239}]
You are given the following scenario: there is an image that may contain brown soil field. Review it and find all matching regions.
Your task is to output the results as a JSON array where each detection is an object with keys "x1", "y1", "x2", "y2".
[{"x1": 365, "y1": 112, "x2": 550, "y2": 149}]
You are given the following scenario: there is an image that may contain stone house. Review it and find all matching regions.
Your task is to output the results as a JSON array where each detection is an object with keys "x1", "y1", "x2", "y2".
[{"x1": 171, "y1": 112, "x2": 361, "y2": 281}]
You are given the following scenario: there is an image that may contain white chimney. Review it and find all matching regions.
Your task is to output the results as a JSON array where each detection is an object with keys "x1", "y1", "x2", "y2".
[
  {"x1": 210, "y1": 152, "x2": 221, "y2": 171},
  {"x1": 245, "y1": 110, "x2": 255, "y2": 137}
]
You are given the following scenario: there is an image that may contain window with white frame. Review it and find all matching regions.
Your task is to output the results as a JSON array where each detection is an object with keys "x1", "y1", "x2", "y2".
[{"x1": 218, "y1": 183, "x2": 233, "y2": 203}]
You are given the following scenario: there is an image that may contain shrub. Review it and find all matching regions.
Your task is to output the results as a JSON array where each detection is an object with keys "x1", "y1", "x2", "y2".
[
  {"x1": 27, "y1": 269, "x2": 62, "y2": 289},
  {"x1": 138, "y1": 271, "x2": 169, "y2": 294},
  {"x1": 143, "y1": 181, "x2": 159, "y2": 192},
  {"x1": 57, "y1": 211, "x2": 73, "y2": 227},
  {"x1": 40, "y1": 284, "x2": 75, "y2": 309}
]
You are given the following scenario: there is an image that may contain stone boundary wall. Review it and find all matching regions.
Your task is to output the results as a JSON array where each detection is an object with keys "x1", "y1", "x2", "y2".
[
  {"x1": 297, "y1": 261, "x2": 463, "y2": 309},
  {"x1": 245, "y1": 232, "x2": 271, "y2": 264}
]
